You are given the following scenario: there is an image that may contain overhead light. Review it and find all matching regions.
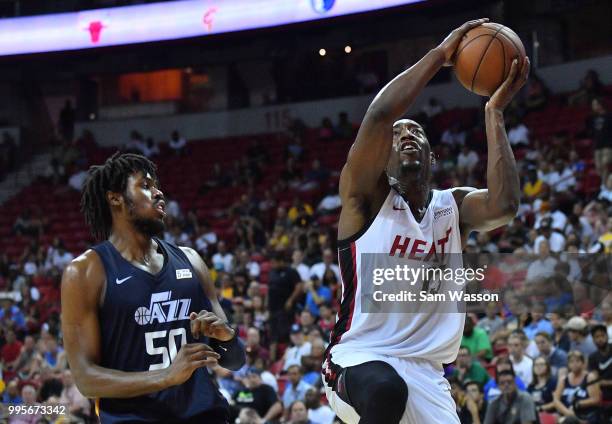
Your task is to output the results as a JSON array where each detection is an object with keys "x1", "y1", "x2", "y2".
[
  {"x1": 344, "y1": 45, "x2": 352, "y2": 54},
  {"x1": 319, "y1": 48, "x2": 326, "y2": 56}
]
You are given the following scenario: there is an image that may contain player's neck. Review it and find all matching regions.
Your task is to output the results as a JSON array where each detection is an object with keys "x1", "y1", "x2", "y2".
[
  {"x1": 109, "y1": 226, "x2": 156, "y2": 264},
  {"x1": 395, "y1": 180, "x2": 431, "y2": 216}
]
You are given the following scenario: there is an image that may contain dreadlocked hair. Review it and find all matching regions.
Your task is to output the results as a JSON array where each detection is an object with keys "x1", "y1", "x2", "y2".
[{"x1": 81, "y1": 152, "x2": 157, "y2": 241}]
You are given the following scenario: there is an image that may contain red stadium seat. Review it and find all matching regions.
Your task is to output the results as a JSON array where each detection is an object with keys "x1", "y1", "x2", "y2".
[
  {"x1": 538, "y1": 413, "x2": 556, "y2": 424},
  {"x1": 270, "y1": 360, "x2": 285, "y2": 377},
  {"x1": 276, "y1": 376, "x2": 289, "y2": 396},
  {"x1": 259, "y1": 261, "x2": 272, "y2": 275}
]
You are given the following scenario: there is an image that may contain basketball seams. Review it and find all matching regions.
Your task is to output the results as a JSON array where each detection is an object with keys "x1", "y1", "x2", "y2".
[
  {"x1": 470, "y1": 26, "x2": 504, "y2": 93},
  {"x1": 454, "y1": 33, "x2": 495, "y2": 89},
  {"x1": 455, "y1": 33, "x2": 494, "y2": 60},
  {"x1": 496, "y1": 29, "x2": 523, "y2": 58},
  {"x1": 498, "y1": 37, "x2": 506, "y2": 90},
  {"x1": 478, "y1": 38, "x2": 504, "y2": 95}
]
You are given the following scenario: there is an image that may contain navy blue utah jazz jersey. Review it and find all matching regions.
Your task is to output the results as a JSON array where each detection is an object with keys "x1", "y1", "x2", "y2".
[{"x1": 91, "y1": 238, "x2": 228, "y2": 423}]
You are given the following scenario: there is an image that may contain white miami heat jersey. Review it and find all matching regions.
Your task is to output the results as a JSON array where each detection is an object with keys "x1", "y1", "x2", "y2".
[{"x1": 328, "y1": 187, "x2": 465, "y2": 365}]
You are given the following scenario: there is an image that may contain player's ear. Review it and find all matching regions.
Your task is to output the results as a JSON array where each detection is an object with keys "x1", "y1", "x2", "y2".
[
  {"x1": 430, "y1": 152, "x2": 436, "y2": 167},
  {"x1": 106, "y1": 191, "x2": 123, "y2": 207}
]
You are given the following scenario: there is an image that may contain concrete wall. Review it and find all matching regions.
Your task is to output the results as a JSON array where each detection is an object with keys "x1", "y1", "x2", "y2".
[{"x1": 536, "y1": 55, "x2": 612, "y2": 93}]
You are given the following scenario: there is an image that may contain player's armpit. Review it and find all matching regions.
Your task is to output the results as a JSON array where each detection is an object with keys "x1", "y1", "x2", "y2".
[
  {"x1": 338, "y1": 172, "x2": 389, "y2": 240},
  {"x1": 454, "y1": 187, "x2": 518, "y2": 237}
]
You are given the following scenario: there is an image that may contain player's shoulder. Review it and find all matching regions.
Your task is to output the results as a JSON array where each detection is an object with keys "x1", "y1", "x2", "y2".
[
  {"x1": 64, "y1": 249, "x2": 102, "y2": 275},
  {"x1": 159, "y1": 239, "x2": 198, "y2": 261},
  {"x1": 61, "y1": 249, "x2": 105, "y2": 289},
  {"x1": 177, "y1": 245, "x2": 199, "y2": 260},
  {"x1": 176, "y1": 245, "x2": 208, "y2": 273},
  {"x1": 449, "y1": 186, "x2": 479, "y2": 206},
  {"x1": 449, "y1": 186, "x2": 478, "y2": 196}
]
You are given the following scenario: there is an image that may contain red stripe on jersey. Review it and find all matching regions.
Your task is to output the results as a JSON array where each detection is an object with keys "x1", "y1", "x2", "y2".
[
  {"x1": 344, "y1": 241, "x2": 358, "y2": 333},
  {"x1": 326, "y1": 242, "x2": 358, "y2": 350}
]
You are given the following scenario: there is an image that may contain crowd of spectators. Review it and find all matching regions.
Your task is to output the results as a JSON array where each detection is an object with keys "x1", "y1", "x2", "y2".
[
  {"x1": 425, "y1": 69, "x2": 612, "y2": 424},
  {"x1": 0, "y1": 69, "x2": 610, "y2": 424}
]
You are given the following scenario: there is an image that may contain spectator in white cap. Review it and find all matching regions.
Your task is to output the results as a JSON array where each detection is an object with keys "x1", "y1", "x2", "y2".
[
  {"x1": 565, "y1": 316, "x2": 597, "y2": 357},
  {"x1": 282, "y1": 324, "x2": 312, "y2": 371}
]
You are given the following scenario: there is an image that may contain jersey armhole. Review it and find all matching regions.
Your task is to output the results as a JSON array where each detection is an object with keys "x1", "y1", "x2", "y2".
[
  {"x1": 87, "y1": 248, "x2": 108, "y2": 310},
  {"x1": 338, "y1": 188, "x2": 392, "y2": 248},
  {"x1": 337, "y1": 214, "x2": 377, "y2": 248},
  {"x1": 447, "y1": 189, "x2": 464, "y2": 243}
]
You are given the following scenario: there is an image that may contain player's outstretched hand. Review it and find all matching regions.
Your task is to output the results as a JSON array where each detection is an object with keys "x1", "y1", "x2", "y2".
[
  {"x1": 487, "y1": 56, "x2": 530, "y2": 111},
  {"x1": 437, "y1": 18, "x2": 489, "y2": 66},
  {"x1": 165, "y1": 343, "x2": 220, "y2": 387},
  {"x1": 189, "y1": 310, "x2": 235, "y2": 341}
]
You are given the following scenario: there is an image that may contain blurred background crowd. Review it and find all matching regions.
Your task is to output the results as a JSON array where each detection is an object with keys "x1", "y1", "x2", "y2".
[{"x1": 0, "y1": 64, "x2": 610, "y2": 423}]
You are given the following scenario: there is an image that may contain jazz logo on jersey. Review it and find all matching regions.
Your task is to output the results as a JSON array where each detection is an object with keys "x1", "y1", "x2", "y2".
[
  {"x1": 134, "y1": 291, "x2": 191, "y2": 326},
  {"x1": 175, "y1": 268, "x2": 192, "y2": 279}
]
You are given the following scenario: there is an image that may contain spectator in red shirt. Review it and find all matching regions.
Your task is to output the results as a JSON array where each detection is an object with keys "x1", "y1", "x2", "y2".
[
  {"x1": 317, "y1": 303, "x2": 335, "y2": 339},
  {"x1": 2, "y1": 329, "x2": 23, "y2": 366}
]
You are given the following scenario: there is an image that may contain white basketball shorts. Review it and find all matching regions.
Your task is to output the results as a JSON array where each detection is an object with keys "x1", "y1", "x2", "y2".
[{"x1": 323, "y1": 350, "x2": 460, "y2": 424}]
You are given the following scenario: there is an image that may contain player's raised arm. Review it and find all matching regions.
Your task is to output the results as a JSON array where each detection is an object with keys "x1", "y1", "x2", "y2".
[
  {"x1": 340, "y1": 19, "x2": 488, "y2": 198},
  {"x1": 457, "y1": 57, "x2": 530, "y2": 236},
  {"x1": 61, "y1": 252, "x2": 219, "y2": 398}
]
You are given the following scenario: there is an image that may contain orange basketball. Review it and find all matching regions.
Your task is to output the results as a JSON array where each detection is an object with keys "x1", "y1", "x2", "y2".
[{"x1": 453, "y1": 22, "x2": 526, "y2": 97}]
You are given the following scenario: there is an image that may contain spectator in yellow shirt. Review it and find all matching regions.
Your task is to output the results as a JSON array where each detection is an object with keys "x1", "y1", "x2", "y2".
[
  {"x1": 268, "y1": 225, "x2": 290, "y2": 251},
  {"x1": 288, "y1": 198, "x2": 313, "y2": 222},
  {"x1": 523, "y1": 167, "x2": 545, "y2": 201},
  {"x1": 598, "y1": 217, "x2": 612, "y2": 253}
]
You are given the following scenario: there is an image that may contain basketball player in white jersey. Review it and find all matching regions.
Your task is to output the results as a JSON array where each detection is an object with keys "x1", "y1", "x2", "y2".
[{"x1": 322, "y1": 19, "x2": 530, "y2": 424}]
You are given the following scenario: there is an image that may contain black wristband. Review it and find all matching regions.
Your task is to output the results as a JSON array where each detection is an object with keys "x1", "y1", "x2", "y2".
[{"x1": 209, "y1": 327, "x2": 245, "y2": 371}]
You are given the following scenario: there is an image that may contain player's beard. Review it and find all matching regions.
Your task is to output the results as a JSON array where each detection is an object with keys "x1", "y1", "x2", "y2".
[
  {"x1": 399, "y1": 158, "x2": 422, "y2": 173},
  {"x1": 388, "y1": 157, "x2": 431, "y2": 193},
  {"x1": 124, "y1": 193, "x2": 165, "y2": 238}
]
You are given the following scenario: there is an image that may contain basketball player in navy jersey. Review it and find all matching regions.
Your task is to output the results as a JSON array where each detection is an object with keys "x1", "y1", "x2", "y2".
[
  {"x1": 61, "y1": 153, "x2": 245, "y2": 423},
  {"x1": 323, "y1": 19, "x2": 530, "y2": 423}
]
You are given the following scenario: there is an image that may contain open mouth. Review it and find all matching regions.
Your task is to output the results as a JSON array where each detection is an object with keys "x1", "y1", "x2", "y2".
[
  {"x1": 400, "y1": 139, "x2": 420, "y2": 154},
  {"x1": 401, "y1": 147, "x2": 419, "y2": 154},
  {"x1": 155, "y1": 201, "x2": 166, "y2": 216}
]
